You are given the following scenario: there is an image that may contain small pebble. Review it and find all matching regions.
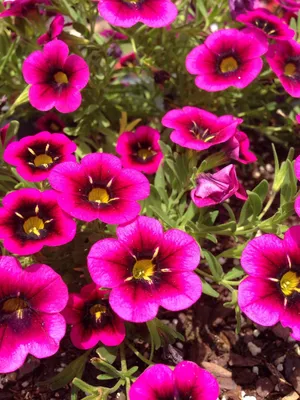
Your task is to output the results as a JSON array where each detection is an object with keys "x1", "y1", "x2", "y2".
[
  {"x1": 210, "y1": 23, "x2": 218, "y2": 32},
  {"x1": 277, "y1": 364, "x2": 283, "y2": 372},
  {"x1": 176, "y1": 342, "x2": 183, "y2": 350},
  {"x1": 265, "y1": 163, "x2": 274, "y2": 172},
  {"x1": 21, "y1": 381, "x2": 29, "y2": 388},
  {"x1": 252, "y1": 366, "x2": 259, "y2": 374},
  {"x1": 253, "y1": 329, "x2": 260, "y2": 337},
  {"x1": 60, "y1": 352, "x2": 66, "y2": 357},
  {"x1": 253, "y1": 171, "x2": 261, "y2": 179},
  {"x1": 172, "y1": 319, "x2": 178, "y2": 326},
  {"x1": 56, "y1": 368, "x2": 64, "y2": 373},
  {"x1": 248, "y1": 342, "x2": 261, "y2": 356},
  {"x1": 60, "y1": 363, "x2": 67, "y2": 367},
  {"x1": 241, "y1": 391, "x2": 257, "y2": 400}
]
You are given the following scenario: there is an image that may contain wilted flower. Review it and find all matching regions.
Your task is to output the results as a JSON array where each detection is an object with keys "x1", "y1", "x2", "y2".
[
  {"x1": 100, "y1": 29, "x2": 128, "y2": 40},
  {"x1": 186, "y1": 29, "x2": 268, "y2": 91},
  {"x1": 0, "y1": 0, "x2": 50, "y2": 18},
  {"x1": 0, "y1": 256, "x2": 68, "y2": 373},
  {"x1": 130, "y1": 361, "x2": 219, "y2": 400},
  {"x1": 116, "y1": 126, "x2": 163, "y2": 174},
  {"x1": 22, "y1": 40, "x2": 89, "y2": 113},
  {"x1": 88, "y1": 216, "x2": 202, "y2": 323},
  {"x1": 98, "y1": 0, "x2": 178, "y2": 28},
  {"x1": 4, "y1": 131, "x2": 76, "y2": 182},
  {"x1": 37, "y1": 14, "x2": 64, "y2": 45},
  {"x1": 35, "y1": 112, "x2": 65, "y2": 133},
  {"x1": 162, "y1": 106, "x2": 242, "y2": 151},
  {"x1": 266, "y1": 40, "x2": 300, "y2": 98},
  {"x1": 229, "y1": 0, "x2": 255, "y2": 19},
  {"x1": 224, "y1": 130, "x2": 257, "y2": 164},
  {"x1": 238, "y1": 226, "x2": 300, "y2": 340},
  {"x1": 0, "y1": 123, "x2": 16, "y2": 149},
  {"x1": 0, "y1": 188, "x2": 76, "y2": 255},
  {"x1": 191, "y1": 164, "x2": 247, "y2": 208},
  {"x1": 62, "y1": 283, "x2": 125, "y2": 349},
  {"x1": 48, "y1": 153, "x2": 150, "y2": 224}
]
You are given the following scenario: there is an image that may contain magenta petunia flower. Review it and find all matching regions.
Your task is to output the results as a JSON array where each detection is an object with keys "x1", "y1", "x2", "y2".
[
  {"x1": 62, "y1": 283, "x2": 125, "y2": 349},
  {"x1": 100, "y1": 29, "x2": 128, "y2": 40},
  {"x1": 296, "y1": 114, "x2": 300, "y2": 124},
  {"x1": 98, "y1": 0, "x2": 178, "y2": 28},
  {"x1": 0, "y1": 0, "x2": 50, "y2": 18},
  {"x1": 161, "y1": 106, "x2": 243, "y2": 151},
  {"x1": 116, "y1": 126, "x2": 163, "y2": 174},
  {"x1": 237, "y1": 9, "x2": 295, "y2": 41},
  {"x1": 0, "y1": 256, "x2": 68, "y2": 373},
  {"x1": 238, "y1": 226, "x2": 300, "y2": 340},
  {"x1": 88, "y1": 216, "x2": 202, "y2": 323},
  {"x1": 35, "y1": 112, "x2": 65, "y2": 133},
  {"x1": 224, "y1": 130, "x2": 257, "y2": 164},
  {"x1": 48, "y1": 153, "x2": 150, "y2": 225},
  {"x1": 0, "y1": 123, "x2": 16, "y2": 149},
  {"x1": 295, "y1": 156, "x2": 300, "y2": 216},
  {"x1": 229, "y1": 0, "x2": 255, "y2": 18},
  {"x1": 186, "y1": 29, "x2": 268, "y2": 92},
  {"x1": 191, "y1": 164, "x2": 247, "y2": 208},
  {"x1": 4, "y1": 131, "x2": 76, "y2": 182},
  {"x1": 22, "y1": 40, "x2": 89, "y2": 113},
  {"x1": 266, "y1": 40, "x2": 300, "y2": 98},
  {"x1": 0, "y1": 188, "x2": 76, "y2": 255},
  {"x1": 37, "y1": 15, "x2": 64, "y2": 45},
  {"x1": 130, "y1": 361, "x2": 219, "y2": 400},
  {"x1": 278, "y1": 0, "x2": 300, "y2": 10}
]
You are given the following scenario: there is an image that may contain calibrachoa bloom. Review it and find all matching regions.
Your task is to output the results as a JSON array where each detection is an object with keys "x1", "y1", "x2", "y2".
[
  {"x1": 224, "y1": 130, "x2": 257, "y2": 164},
  {"x1": 229, "y1": 0, "x2": 255, "y2": 18},
  {"x1": 191, "y1": 164, "x2": 247, "y2": 208},
  {"x1": 37, "y1": 15, "x2": 64, "y2": 45},
  {"x1": 296, "y1": 114, "x2": 300, "y2": 124},
  {"x1": 116, "y1": 126, "x2": 163, "y2": 174},
  {"x1": 295, "y1": 155, "x2": 300, "y2": 216},
  {"x1": 279, "y1": 0, "x2": 300, "y2": 10},
  {"x1": 22, "y1": 40, "x2": 89, "y2": 113},
  {"x1": 238, "y1": 226, "x2": 300, "y2": 340},
  {"x1": 130, "y1": 361, "x2": 219, "y2": 400},
  {"x1": 4, "y1": 131, "x2": 76, "y2": 182},
  {"x1": 48, "y1": 153, "x2": 150, "y2": 224},
  {"x1": 62, "y1": 283, "x2": 125, "y2": 349},
  {"x1": 100, "y1": 29, "x2": 128, "y2": 40},
  {"x1": 237, "y1": 9, "x2": 295, "y2": 41},
  {"x1": 0, "y1": 188, "x2": 76, "y2": 255},
  {"x1": 0, "y1": 123, "x2": 15, "y2": 149},
  {"x1": 35, "y1": 112, "x2": 65, "y2": 133},
  {"x1": 0, "y1": 256, "x2": 68, "y2": 373},
  {"x1": 186, "y1": 29, "x2": 268, "y2": 91},
  {"x1": 266, "y1": 41, "x2": 300, "y2": 97},
  {"x1": 98, "y1": 0, "x2": 178, "y2": 28},
  {"x1": 88, "y1": 216, "x2": 202, "y2": 323},
  {"x1": 0, "y1": 0, "x2": 50, "y2": 18},
  {"x1": 161, "y1": 107, "x2": 243, "y2": 151}
]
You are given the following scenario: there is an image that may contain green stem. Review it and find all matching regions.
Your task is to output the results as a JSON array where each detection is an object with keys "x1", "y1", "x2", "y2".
[
  {"x1": 259, "y1": 191, "x2": 277, "y2": 220},
  {"x1": 195, "y1": 268, "x2": 214, "y2": 280},
  {"x1": 125, "y1": 340, "x2": 154, "y2": 366},
  {"x1": 120, "y1": 343, "x2": 130, "y2": 399}
]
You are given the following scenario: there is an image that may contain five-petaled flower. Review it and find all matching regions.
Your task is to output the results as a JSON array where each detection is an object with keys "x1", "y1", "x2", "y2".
[
  {"x1": 4, "y1": 131, "x2": 76, "y2": 182},
  {"x1": 238, "y1": 226, "x2": 300, "y2": 340},
  {"x1": 185, "y1": 28, "x2": 268, "y2": 91},
  {"x1": 88, "y1": 216, "x2": 202, "y2": 323},
  {"x1": 162, "y1": 106, "x2": 243, "y2": 151},
  {"x1": 0, "y1": 188, "x2": 76, "y2": 255},
  {"x1": 116, "y1": 126, "x2": 163, "y2": 174},
  {"x1": 22, "y1": 40, "x2": 90, "y2": 113},
  {"x1": 0, "y1": 256, "x2": 68, "y2": 373},
  {"x1": 62, "y1": 283, "x2": 125, "y2": 349},
  {"x1": 35, "y1": 112, "x2": 65, "y2": 133},
  {"x1": 130, "y1": 361, "x2": 219, "y2": 400},
  {"x1": 48, "y1": 153, "x2": 150, "y2": 225}
]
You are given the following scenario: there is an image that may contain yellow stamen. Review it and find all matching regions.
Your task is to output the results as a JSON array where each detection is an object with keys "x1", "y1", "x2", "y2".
[
  {"x1": 137, "y1": 148, "x2": 155, "y2": 161},
  {"x1": 284, "y1": 62, "x2": 296, "y2": 77},
  {"x1": 23, "y1": 216, "x2": 44, "y2": 237},
  {"x1": 280, "y1": 271, "x2": 300, "y2": 297},
  {"x1": 34, "y1": 154, "x2": 53, "y2": 168},
  {"x1": 89, "y1": 304, "x2": 106, "y2": 322},
  {"x1": 2, "y1": 297, "x2": 27, "y2": 319},
  {"x1": 220, "y1": 56, "x2": 238, "y2": 73},
  {"x1": 54, "y1": 71, "x2": 68, "y2": 85},
  {"x1": 28, "y1": 147, "x2": 36, "y2": 156},
  {"x1": 88, "y1": 188, "x2": 110, "y2": 204},
  {"x1": 133, "y1": 259, "x2": 155, "y2": 281}
]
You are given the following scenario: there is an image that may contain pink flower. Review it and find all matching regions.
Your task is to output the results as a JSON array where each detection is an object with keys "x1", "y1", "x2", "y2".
[
  {"x1": 4, "y1": 131, "x2": 76, "y2": 182},
  {"x1": 229, "y1": 0, "x2": 255, "y2": 18},
  {"x1": 266, "y1": 40, "x2": 300, "y2": 98},
  {"x1": 161, "y1": 106, "x2": 243, "y2": 151},
  {"x1": 295, "y1": 156, "x2": 300, "y2": 216},
  {"x1": 0, "y1": 123, "x2": 16, "y2": 149},
  {"x1": 62, "y1": 283, "x2": 125, "y2": 349},
  {"x1": 37, "y1": 15, "x2": 64, "y2": 45},
  {"x1": 191, "y1": 164, "x2": 248, "y2": 208},
  {"x1": 116, "y1": 126, "x2": 163, "y2": 174},
  {"x1": 0, "y1": 188, "x2": 76, "y2": 255},
  {"x1": 130, "y1": 361, "x2": 219, "y2": 400},
  {"x1": 98, "y1": 0, "x2": 178, "y2": 28},
  {"x1": 88, "y1": 216, "x2": 202, "y2": 323},
  {"x1": 35, "y1": 112, "x2": 65, "y2": 133},
  {"x1": 186, "y1": 29, "x2": 268, "y2": 91},
  {"x1": 237, "y1": 9, "x2": 295, "y2": 41},
  {"x1": 100, "y1": 29, "x2": 128, "y2": 40},
  {"x1": 0, "y1": 256, "x2": 68, "y2": 373},
  {"x1": 0, "y1": 0, "x2": 50, "y2": 18},
  {"x1": 22, "y1": 40, "x2": 89, "y2": 113},
  {"x1": 278, "y1": 0, "x2": 300, "y2": 10},
  {"x1": 116, "y1": 52, "x2": 137, "y2": 69},
  {"x1": 238, "y1": 226, "x2": 300, "y2": 340},
  {"x1": 48, "y1": 153, "x2": 150, "y2": 224},
  {"x1": 296, "y1": 114, "x2": 300, "y2": 124},
  {"x1": 224, "y1": 130, "x2": 257, "y2": 164}
]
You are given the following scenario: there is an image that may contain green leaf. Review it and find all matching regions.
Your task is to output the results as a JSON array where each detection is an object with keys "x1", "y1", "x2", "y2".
[
  {"x1": 202, "y1": 249, "x2": 224, "y2": 281},
  {"x1": 96, "y1": 345, "x2": 118, "y2": 364},
  {"x1": 218, "y1": 243, "x2": 245, "y2": 259},
  {"x1": 149, "y1": 205, "x2": 176, "y2": 228},
  {"x1": 223, "y1": 266, "x2": 245, "y2": 280},
  {"x1": 155, "y1": 318, "x2": 185, "y2": 343},
  {"x1": 72, "y1": 378, "x2": 99, "y2": 395},
  {"x1": 201, "y1": 279, "x2": 219, "y2": 298},
  {"x1": 252, "y1": 179, "x2": 269, "y2": 203},
  {"x1": 96, "y1": 374, "x2": 115, "y2": 381},
  {"x1": 238, "y1": 192, "x2": 262, "y2": 226},
  {"x1": 90, "y1": 358, "x2": 121, "y2": 378},
  {"x1": 146, "y1": 319, "x2": 162, "y2": 350}
]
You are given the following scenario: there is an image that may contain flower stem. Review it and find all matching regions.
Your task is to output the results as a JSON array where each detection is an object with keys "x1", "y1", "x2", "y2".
[
  {"x1": 125, "y1": 340, "x2": 154, "y2": 366},
  {"x1": 259, "y1": 191, "x2": 277, "y2": 220},
  {"x1": 120, "y1": 343, "x2": 130, "y2": 398}
]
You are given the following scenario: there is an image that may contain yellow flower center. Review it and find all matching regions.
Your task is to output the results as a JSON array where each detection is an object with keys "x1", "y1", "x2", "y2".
[
  {"x1": 2, "y1": 297, "x2": 27, "y2": 319},
  {"x1": 54, "y1": 71, "x2": 69, "y2": 85},
  {"x1": 23, "y1": 216, "x2": 45, "y2": 237},
  {"x1": 220, "y1": 56, "x2": 238, "y2": 73},
  {"x1": 50, "y1": 123, "x2": 60, "y2": 131},
  {"x1": 137, "y1": 148, "x2": 154, "y2": 161},
  {"x1": 284, "y1": 62, "x2": 297, "y2": 77},
  {"x1": 89, "y1": 304, "x2": 107, "y2": 322},
  {"x1": 34, "y1": 154, "x2": 53, "y2": 168},
  {"x1": 88, "y1": 188, "x2": 110, "y2": 204},
  {"x1": 280, "y1": 271, "x2": 300, "y2": 297},
  {"x1": 133, "y1": 259, "x2": 155, "y2": 281}
]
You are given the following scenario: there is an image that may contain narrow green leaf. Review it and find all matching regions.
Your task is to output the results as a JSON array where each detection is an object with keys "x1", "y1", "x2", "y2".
[
  {"x1": 201, "y1": 279, "x2": 219, "y2": 298},
  {"x1": 252, "y1": 179, "x2": 269, "y2": 202},
  {"x1": 202, "y1": 249, "x2": 224, "y2": 281},
  {"x1": 96, "y1": 345, "x2": 118, "y2": 364},
  {"x1": 223, "y1": 266, "x2": 245, "y2": 280}
]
